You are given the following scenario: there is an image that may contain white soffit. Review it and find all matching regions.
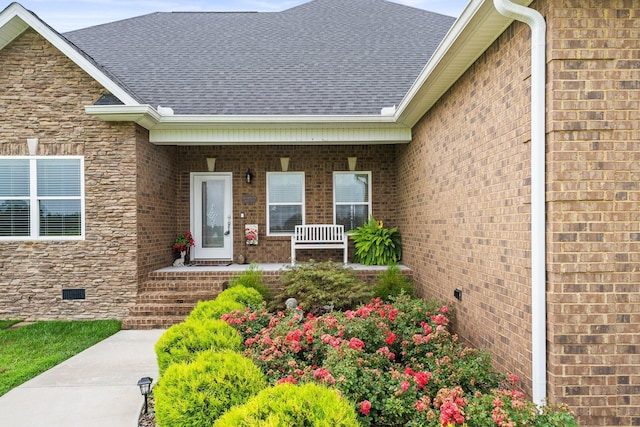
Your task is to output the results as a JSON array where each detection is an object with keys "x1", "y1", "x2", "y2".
[
  {"x1": 84, "y1": 105, "x2": 411, "y2": 145},
  {"x1": 395, "y1": 0, "x2": 533, "y2": 127},
  {"x1": 149, "y1": 127, "x2": 412, "y2": 145}
]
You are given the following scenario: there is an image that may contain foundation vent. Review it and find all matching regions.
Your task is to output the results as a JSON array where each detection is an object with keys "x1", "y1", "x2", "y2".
[{"x1": 62, "y1": 289, "x2": 86, "y2": 300}]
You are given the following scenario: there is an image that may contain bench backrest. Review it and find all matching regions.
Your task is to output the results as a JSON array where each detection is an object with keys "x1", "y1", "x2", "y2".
[{"x1": 293, "y1": 224, "x2": 345, "y2": 243}]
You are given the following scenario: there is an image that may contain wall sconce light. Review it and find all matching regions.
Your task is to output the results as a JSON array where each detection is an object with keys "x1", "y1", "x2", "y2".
[
  {"x1": 280, "y1": 157, "x2": 290, "y2": 172},
  {"x1": 348, "y1": 157, "x2": 357, "y2": 171},
  {"x1": 206, "y1": 158, "x2": 216, "y2": 172},
  {"x1": 245, "y1": 169, "x2": 254, "y2": 184},
  {"x1": 27, "y1": 138, "x2": 39, "y2": 156},
  {"x1": 137, "y1": 376, "x2": 153, "y2": 414}
]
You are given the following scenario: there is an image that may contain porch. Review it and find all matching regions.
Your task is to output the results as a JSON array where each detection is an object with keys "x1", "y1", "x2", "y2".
[{"x1": 123, "y1": 263, "x2": 413, "y2": 329}]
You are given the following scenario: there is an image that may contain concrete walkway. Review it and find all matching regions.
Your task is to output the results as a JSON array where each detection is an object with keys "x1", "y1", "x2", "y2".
[{"x1": 0, "y1": 329, "x2": 164, "y2": 427}]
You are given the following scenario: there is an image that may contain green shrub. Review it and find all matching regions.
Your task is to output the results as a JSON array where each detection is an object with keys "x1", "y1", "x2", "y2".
[
  {"x1": 187, "y1": 299, "x2": 244, "y2": 322},
  {"x1": 216, "y1": 285, "x2": 264, "y2": 308},
  {"x1": 270, "y1": 261, "x2": 373, "y2": 315},
  {"x1": 350, "y1": 217, "x2": 401, "y2": 265},
  {"x1": 155, "y1": 319, "x2": 242, "y2": 375},
  {"x1": 373, "y1": 264, "x2": 415, "y2": 300},
  {"x1": 213, "y1": 382, "x2": 360, "y2": 427},
  {"x1": 155, "y1": 350, "x2": 267, "y2": 427},
  {"x1": 229, "y1": 264, "x2": 272, "y2": 301}
]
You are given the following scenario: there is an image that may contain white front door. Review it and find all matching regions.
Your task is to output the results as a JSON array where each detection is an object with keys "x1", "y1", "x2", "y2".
[{"x1": 191, "y1": 173, "x2": 233, "y2": 260}]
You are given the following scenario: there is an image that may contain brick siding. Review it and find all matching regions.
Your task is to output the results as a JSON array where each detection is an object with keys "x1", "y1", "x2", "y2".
[
  {"x1": 398, "y1": 1, "x2": 639, "y2": 425},
  {"x1": 175, "y1": 144, "x2": 398, "y2": 263}
]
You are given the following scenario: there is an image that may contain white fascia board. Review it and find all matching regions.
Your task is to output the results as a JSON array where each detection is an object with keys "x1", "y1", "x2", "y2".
[
  {"x1": 85, "y1": 105, "x2": 161, "y2": 129},
  {"x1": 395, "y1": 0, "x2": 533, "y2": 127},
  {"x1": 0, "y1": 3, "x2": 139, "y2": 106}
]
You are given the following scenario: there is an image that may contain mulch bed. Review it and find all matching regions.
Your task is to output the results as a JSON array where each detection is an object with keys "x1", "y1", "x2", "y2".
[{"x1": 138, "y1": 392, "x2": 157, "y2": 427}]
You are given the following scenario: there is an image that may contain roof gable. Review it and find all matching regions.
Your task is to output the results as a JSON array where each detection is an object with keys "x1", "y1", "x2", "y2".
[{"x1": 0, "y1": 2, "x2": 140, "y2": 105}]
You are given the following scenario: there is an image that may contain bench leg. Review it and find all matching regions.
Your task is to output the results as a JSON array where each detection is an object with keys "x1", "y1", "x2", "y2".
[
  {"x1": 291, "y1": 242, "x2": 296, "y2": 265},
  {"x1": 343, "y1": 243, "x2": 348, "y2": 264}
]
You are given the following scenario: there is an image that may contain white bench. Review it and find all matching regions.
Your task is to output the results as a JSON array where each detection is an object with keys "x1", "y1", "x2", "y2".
[{"x1": 291, "y1": 224, "x2": 348, "y2": 265}]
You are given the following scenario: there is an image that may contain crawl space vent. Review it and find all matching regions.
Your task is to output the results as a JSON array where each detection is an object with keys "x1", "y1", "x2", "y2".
[{"x1": 62, "y1": 289, "x2": 86, "y2": 300}]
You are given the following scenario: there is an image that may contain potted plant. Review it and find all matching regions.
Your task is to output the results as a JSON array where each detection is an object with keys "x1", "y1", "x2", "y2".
[{"x1": 173, "y1": 231, "x2": 195, "y2": 266}]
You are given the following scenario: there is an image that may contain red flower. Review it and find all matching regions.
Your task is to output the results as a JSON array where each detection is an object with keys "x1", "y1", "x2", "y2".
[
  {"x1": 359, "y1": 400, "x2": 372, "y2": 416},
  {"x1": 385, "y1": 332, "x2": 397, "y2": 345}
]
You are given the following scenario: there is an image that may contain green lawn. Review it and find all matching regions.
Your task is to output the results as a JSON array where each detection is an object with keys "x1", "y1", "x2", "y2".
[{"x1": 0, "y1": 320, "x2": 121, "y2": 396}]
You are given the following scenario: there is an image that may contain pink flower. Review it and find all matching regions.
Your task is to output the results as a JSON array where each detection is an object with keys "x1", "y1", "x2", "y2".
[
  {"x1": 400, "y1": 380, "x2": 410, "y2": 393},
  {"x1": 276, "y1": 375, "x2": 298, "y2": 385},
  {"x1": 348, "y1": 337, "x2": 365, "y2": 351},
  {"x1": 313, "y1": 367, "x2": 336, "y2": 385},
  {"x1": 359, "y1": 400, "x2": 372, "y2": 416}
]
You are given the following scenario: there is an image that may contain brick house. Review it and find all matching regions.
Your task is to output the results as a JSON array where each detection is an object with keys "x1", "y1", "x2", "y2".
[{"x1": 0, "y1": 0, "x2": 638, "y2": 425}]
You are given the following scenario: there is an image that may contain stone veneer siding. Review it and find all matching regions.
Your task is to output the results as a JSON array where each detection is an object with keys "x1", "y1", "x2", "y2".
[
  {"x1": 397, "y1": 1, "x2": 639, "y2": 426},
  {"x1": 0, "y1": 29, "x2": 140, "y2": 320},
  {"x1": 175, "y1": 144, "x2": 398, "y2": 263}
]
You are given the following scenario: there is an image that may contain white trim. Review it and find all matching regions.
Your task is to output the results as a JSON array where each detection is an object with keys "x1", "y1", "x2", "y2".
[
  {"x1": 0, "y1": 155, "x2": 85, "y2": 241},
  {"x1": 333, "y1": 171, "x2": 372, "y2": 231},
  {"x1": 266, "y1": 172, "x2": 305, "y2": 236},
  {"x1": 0, "y1": 3, "x2": 139, "y2": 106},
  {"x1": 394, "y1": 0, "x2": 534, "y2": 127},
  {"x1": 190, "y1": 172, "x2": 233, "y2": 260}
]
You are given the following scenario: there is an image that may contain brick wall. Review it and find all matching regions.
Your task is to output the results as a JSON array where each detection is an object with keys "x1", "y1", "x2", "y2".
[
  {"x1": 0, "y1": 29, "x2": 139, "y2": 320},
  {"x1": 396, "y1": 8, "x2": 534, "y2": 392},
  {"x1": 136, "y1": 126, "x2": 177, "y2": 282},
  {"x1": 545, "y1": 1, "x2": 640, "y2": 425},
  {"x1": 397, "y1": 1, "x2": 639, "y2": 425},
  {"x1": 176, "y1": 144, "x2": 398, "y2": 263}
]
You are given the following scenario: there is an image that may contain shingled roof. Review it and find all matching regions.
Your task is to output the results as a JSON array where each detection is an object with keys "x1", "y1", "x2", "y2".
[{"x1": 64, "y1": 0, "x2": 455, "y2": 115}]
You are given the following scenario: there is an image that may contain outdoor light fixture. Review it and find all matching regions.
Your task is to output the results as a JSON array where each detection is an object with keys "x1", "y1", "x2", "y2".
[
  {"x1": 27, "y1": 138, "x2": 38, "y2": 156},
  {"x1": 137, "y1": 377, "x2": 153, "y2": 414},
  {"x1": 206, "y1": 157, "x2": 216, "y2": 172},
  {"x1": 280, "y1": 157, "x2": 290, "y2": 172},
  {"x1": 245, "y1": 168, "x2": 254, "y2": 184},
  {"x1": 348, "y1": 156, "x2": 357, "y2": 171}
]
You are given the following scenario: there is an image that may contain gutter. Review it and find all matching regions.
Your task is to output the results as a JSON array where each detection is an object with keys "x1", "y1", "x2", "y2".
[{"x1": 493, "y1": 0, "x2": 547, "y2": 407}]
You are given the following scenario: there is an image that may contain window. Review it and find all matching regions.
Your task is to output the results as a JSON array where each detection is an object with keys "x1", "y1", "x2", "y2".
[
  {"x1": 267, "y1": 172, "x2": 304, "y2": 235},
  {"x1": 334, "y1": 172, "x2": 371, "y2": 231},
  {"x1": 0, "y1": 157, "x2": 84, "y2": 239}
]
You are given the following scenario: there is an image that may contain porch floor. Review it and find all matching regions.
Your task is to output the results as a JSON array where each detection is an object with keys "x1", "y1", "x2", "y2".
[
  {"x1": 157, "y1": 263, "x2": 408, "y2": 273},
  {"x1": 123, "y1": 263, "x2": 413, "y2": 329}
]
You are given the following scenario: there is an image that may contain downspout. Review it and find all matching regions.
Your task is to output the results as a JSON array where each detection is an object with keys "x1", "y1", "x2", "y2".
[{"x1": 492, "y1": 0, "x2": 547, "y2": 407}]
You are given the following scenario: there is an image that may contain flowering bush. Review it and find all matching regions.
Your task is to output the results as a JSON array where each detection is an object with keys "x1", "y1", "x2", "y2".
[
  {"x1": 223, "y1": 294, "x2": 577, "y2": 426},
  {"x1": 173, "y1": 231, "x2": 194, "y2": 253}
]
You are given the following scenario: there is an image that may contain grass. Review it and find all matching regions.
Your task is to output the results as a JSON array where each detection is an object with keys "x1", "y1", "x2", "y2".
[
  {"x1": 0, "y1": 320, "x2": 21, "y2": 330},
  {"x1": 0, "y1": 320, "x2": 121, "y2": 396}
]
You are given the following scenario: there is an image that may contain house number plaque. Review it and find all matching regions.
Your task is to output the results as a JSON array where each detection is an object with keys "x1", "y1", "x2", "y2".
[{"x1": 242, "y1": 193, "x2": 257, "y2": 205}]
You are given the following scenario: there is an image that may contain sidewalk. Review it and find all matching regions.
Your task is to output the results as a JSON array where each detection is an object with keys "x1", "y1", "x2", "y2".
[{"x1": 0, "y1": 329, "x2": 164, "y2": 427}]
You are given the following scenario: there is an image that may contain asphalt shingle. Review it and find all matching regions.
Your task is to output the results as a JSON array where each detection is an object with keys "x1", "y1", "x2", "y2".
[{"x1": 64, "y1": 0, "x2": 455, "y2": 115}]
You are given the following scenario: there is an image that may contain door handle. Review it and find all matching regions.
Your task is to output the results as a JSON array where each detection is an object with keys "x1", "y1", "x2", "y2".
[{"x1": 224, "y1": 215, "x2": 231, "y2": 235}]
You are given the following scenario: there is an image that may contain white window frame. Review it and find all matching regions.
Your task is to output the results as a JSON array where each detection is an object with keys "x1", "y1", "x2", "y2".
[
  {"x1": 333, "y1": 171, "x2": 372, "y2": 232},
  {"x1": 266, "y1": 171, "x2": 305, "y2": 236},
  {"x1": 0, "y1": 156, "x2": 85, "y2": 241}
]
